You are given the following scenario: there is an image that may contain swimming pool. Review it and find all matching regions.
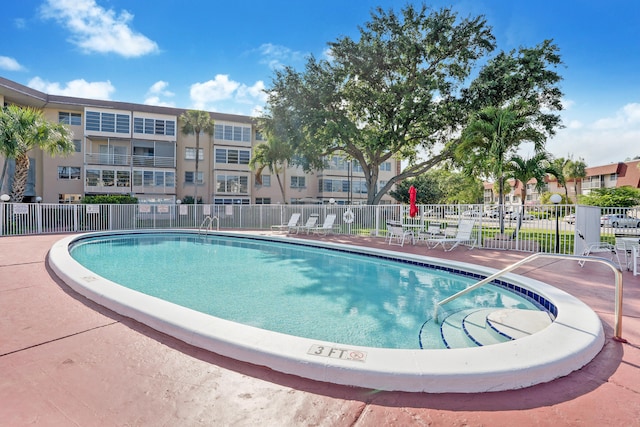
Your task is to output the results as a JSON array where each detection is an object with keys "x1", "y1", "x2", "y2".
[
  {"x1": 68, "y1": 232, "x2": 545, "y2": 350},
  {"x1": 48, "y1": 230, "x2": 605, "y2": 393}
]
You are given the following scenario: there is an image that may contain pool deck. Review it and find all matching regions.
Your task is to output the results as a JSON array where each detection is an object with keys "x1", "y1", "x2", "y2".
[{"x1": 1, "y1": 232, "x2": 639, "y2": 426}]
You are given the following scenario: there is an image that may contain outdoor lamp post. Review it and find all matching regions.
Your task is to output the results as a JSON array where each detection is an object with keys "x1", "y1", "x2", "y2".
[{"x1": 550, "y1": 193, "x2": 562, "y2": 253}]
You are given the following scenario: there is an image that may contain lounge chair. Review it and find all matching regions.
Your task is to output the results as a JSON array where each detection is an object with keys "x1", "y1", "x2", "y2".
[
  {"x1": 386, "y1": 220, "x2": 414, "y2": 246},
  {"x1": 271, "y1": 212, "x2": 301, "y2": 233},
  {"x1": 311, "y1": 214, "x2": 338, "y2": 235},
  {"x1": 577, "y1": 230, "x2": 621, "y2": 269},
  {"x1": 291, "y1": 214, "x2": 319, "y2": 234},
  {"x1": 426, "y1": 219, "x2": 476, "y2": 251}
]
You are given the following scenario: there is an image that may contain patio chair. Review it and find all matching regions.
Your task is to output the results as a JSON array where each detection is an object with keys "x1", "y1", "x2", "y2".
[
  {"x1": 386, "y1": 220, "x2": 414, "y2": 246},
  {"x1": 417, "y1": 222, "x2": 444, "y2": 245},
  {"x1": 426, "y1": 219, "x2": 477, "y2": 251},
  {"x1": 271, "y1": 212, "x2": 301, "y2": 233},
  {"x1": 311, "y1": 214, "x2": 338, "y2": 235},
  {"x1": 576, "y1": 230, "x2": 622, "y2": 270},
  {"x1": 291, "y1": 214, "x2": 319, "y2": 234}
]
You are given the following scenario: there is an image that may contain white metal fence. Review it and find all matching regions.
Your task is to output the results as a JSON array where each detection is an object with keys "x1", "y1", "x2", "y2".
[{"x1": 1, "y1": 202, "x2": 639, "y2": 254}]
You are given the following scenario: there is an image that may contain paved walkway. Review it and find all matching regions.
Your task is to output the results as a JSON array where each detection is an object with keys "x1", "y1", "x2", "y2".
[{"x1": 1, "y1": 233, "x2": 639, "y2": 426}]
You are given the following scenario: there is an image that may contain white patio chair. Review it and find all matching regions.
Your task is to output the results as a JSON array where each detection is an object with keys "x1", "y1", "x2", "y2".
[
  {"x1": 577, "y1": 230, "x2": 622, "y2": 270},
  {"x1": 311, "y1": 214, "x2": 338, "y2": 235},
  {"x1": 270, "y1": 212, "x2": 301, "y2": 233},
  {"x1": 291, "y1": 214, "x2": 319, "y2": 234},
  {"x1": 386, "y1": 220, "x2": 414, "y2": 246},
  {"x1": 426, "y1": 219, "x2": 477, "y2": 251},
  {"x1": 417, "y1": 222, "x2": 443, "y2": 245}
]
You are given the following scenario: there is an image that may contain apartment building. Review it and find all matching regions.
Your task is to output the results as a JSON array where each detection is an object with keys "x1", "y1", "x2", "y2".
[
  {"x1": 0, "y1": 77, "x2": 398, "y2": 205},
  {"x1": 483, "y1": 159, "x2": 640, "y2": 206}
]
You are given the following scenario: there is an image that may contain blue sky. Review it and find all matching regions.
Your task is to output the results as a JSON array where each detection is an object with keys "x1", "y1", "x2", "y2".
[{"x1": 1, "y1": 0, "x2": 639, "y2": 167}]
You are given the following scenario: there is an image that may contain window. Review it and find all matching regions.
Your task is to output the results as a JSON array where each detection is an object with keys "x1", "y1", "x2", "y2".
[
  {"x1": 380, "y1": 162, "x2": 391, "y2": 171},
  {"x1": 86, "y1": 169, "x2": 100, "y2": 186},
  {"x1": 185, "y1": 147, "x2": 204, "y2": 160},
  {"x1": 133, "y1": 117, "x2": 175, "y2": 136},
  {"x1": 185, "y1": 171, "x2": 204, "y2": 184},
  {"x1": 255, "y1": 197, "x2": 271, "y2": 204},
  {"x1": 59, "y1": 112, "x2": 81, "y2": 125},
  {"x1": 214, "y1": 124, "x2": 252, "y2": 142},
  {"x1": 58, "y1": 166, "x2": 81, "y2": 180},
  {"x1": 255, "y1": 130, "x2": 265, "y2": 141},
  {"x1": 102, "y1": 170, "x2": 115, "y2": 186},
  {"x1": 291, "y1": 176, "x2": 306, "y2": 188},
  {"x1": 216, "y1": 175, "x2": 248, "y2": 193},
  {"x1": 259, "y1": 175, "x2": 271, "y2": 187},
  {"x1": 73, "y1": 139, "x2": 82, "y2": 152},
  {"x1": 215, "y1": 148, "x2": 250, "y2": 164},
  {"x1": 116, "y1": 114, "x2": 130, "y2": 133},
  {"x1": 610, "y1": 173, "x2": 617, "y2": 181},
  {"x1": 85, "y1": 111, "x2": 130, "y2": 134},
  {"x1": 101, "y1": 113, "x2": 115, "y2": 132},
  {"x1": 117, "y1": 171, "x2": 130, "y2": 187},
  {"x1": 86, "y1": 111, "x2": 100, "y2": 131},
  {"x1": 227, "y1": 150, "x2": 239, "y2": 164}
]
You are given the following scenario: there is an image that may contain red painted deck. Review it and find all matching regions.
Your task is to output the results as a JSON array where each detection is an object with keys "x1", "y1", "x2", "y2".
[{"x1": 1, "y1": 233, "x2": 639, "y2": 426}]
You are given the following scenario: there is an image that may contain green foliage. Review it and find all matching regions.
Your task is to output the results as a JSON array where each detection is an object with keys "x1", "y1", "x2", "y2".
[
  {"x1": 249, "y1": 135, "x2": 293, "y2": 203},
  {"x1": 82, "y1": 195, "x2": 138, "y2": 204},
  {"x1": 579, "y1": 186, "x2": 640, "y2": 207},
  {"x1": 389, "y1": 169, "x2": 483, "y2": 204},
  {"x1": 263, "y1": 5, "x2": 496, "y2": 204},
  {"x1": 389, "y1": 175, "x2": 443, "y2": 204},
  {"x1": 181, "y1": 196, "x2": 202, "y2": 205}
]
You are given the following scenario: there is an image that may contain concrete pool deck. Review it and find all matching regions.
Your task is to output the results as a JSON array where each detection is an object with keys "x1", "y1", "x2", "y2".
[{"x1": 1, "y1": 232, "x2": 639, "y2": 426}]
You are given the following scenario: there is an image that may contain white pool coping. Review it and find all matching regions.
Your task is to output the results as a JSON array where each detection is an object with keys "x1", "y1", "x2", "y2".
[{"x1": 48, "y1": 230, "x2": 605, "y2": 393}]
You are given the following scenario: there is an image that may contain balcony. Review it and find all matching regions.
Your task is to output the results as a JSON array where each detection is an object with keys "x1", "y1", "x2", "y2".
[{"x1": 85, "y1": 153, "x2": 175, "y2": 168}]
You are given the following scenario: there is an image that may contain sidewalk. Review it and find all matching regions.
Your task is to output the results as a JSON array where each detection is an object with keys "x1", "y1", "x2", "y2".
[{"x1": 1, "y1": 233, "x2": 639, "y2": 426}]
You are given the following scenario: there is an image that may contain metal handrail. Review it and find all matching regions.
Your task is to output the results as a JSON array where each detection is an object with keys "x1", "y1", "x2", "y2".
[
  {"x1": 433, "y1": 253, "x2": 625, "y2": 342},
  {"x1": 199, "y1": 215, "x2": 219, "y2": 234}
]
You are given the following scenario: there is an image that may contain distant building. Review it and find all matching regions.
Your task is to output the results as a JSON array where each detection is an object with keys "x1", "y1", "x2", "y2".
[
  {"x1": 0, "y1": 77, "x2": 398, "y2": 204},
  {"x1": 483, "y1": 159, "x2": 640, "y2": 206}
]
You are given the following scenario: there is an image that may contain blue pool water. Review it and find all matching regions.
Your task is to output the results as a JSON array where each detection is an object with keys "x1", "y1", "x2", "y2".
[{"x1": 69, "y1": 233, "x2": 542, "y2": 349}]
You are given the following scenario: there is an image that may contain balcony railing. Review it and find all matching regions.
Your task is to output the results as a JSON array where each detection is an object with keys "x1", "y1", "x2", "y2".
[{"x1": 85, "y1": 153, "x2": 175, "y2": 168}]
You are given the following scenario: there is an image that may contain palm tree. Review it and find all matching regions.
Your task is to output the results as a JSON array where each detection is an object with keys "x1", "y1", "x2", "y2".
[
  {"x1": 456, "y1": 103, "x2": 546, "y2": 233},
  {"x1": 562, "y1": 156, "x2": 587, "y2": 202},
  {"x1": 0, "y1": 105, "x2": 74, "y2": 202},
  {"x1": 249, "y1": 136, "x2": 292, "y2": 203},
  {"x1": 179, "y1": 110, "x2": 215, "y2": 204},
  {"x1": 506, "y1": 151, "x2": 560, "y2": 236}
]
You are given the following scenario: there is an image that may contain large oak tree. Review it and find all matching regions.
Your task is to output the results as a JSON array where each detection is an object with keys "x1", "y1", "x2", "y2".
[{"x1": 262, "y1": 4, "x2": 563, "y2": 204}]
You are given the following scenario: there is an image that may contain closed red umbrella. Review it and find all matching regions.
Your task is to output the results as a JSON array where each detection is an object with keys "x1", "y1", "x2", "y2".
[{"x1": 409, "y1": 185, "x2": 418, "y2": 218}]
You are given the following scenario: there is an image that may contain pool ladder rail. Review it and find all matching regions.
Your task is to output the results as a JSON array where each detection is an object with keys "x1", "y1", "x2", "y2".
[
  {"x1": 433, "y1": 253, "x2": 626, "y2": 343},
  {"x1": 199, "y1": 215, "x2": 219, "y2": 234}
]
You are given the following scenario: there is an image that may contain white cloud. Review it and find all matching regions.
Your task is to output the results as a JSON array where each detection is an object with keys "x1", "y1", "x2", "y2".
[
  {"x1": 258, "y1": 43, "x2": 305, "y2": 69},
  {"x1": 189, "y1": 75, "x2": 268, "y2": 116},
  {"x1": 40, "y1": 0, "x2": 158, "y2": 57},
  {"x1": 548, "y1": 102, "x2": 640, "y2": 165},
  {"x1": 144, "y1": 80, "x2": 175, "y2": 107},
  {"x1": 28, "y1": 76, "x2": 115, "y2": 100},
  {"x1": 189, "y1": 75, "x2": 241, "y2": 109},
  {"x1": 0, "y1": 56, "x2": 25, "y2": 71}
]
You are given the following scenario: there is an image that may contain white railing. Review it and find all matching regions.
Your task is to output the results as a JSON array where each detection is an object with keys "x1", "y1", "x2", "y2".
[{"x1": 1, "y1": 202, "x2": 638, "y2": 254}]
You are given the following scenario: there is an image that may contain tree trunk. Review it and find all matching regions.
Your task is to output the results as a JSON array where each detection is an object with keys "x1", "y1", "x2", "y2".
[{"x1": 10, "y1": 152, "x2": 29, "y2": 203}]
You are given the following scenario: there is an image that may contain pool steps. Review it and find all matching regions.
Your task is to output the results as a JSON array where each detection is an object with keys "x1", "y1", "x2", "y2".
[{"x1": 440, "y1": 308, "x2": 552, "y2": 349}]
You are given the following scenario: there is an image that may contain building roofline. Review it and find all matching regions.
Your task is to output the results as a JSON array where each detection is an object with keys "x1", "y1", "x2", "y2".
[{"x1": 0, "y1": 76, "x2": 256, "y2": 124}]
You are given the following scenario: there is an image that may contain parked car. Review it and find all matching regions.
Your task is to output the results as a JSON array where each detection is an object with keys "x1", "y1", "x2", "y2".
[
  {"x1": 504, "y1": 211, "x2": 534, "y2": 221},
  {"x1": 563, "y1": 214, "x2": 576, "y2": 224},
  {"x1": 600, "y1": 214, "x2": 640, "y2": 228}
]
